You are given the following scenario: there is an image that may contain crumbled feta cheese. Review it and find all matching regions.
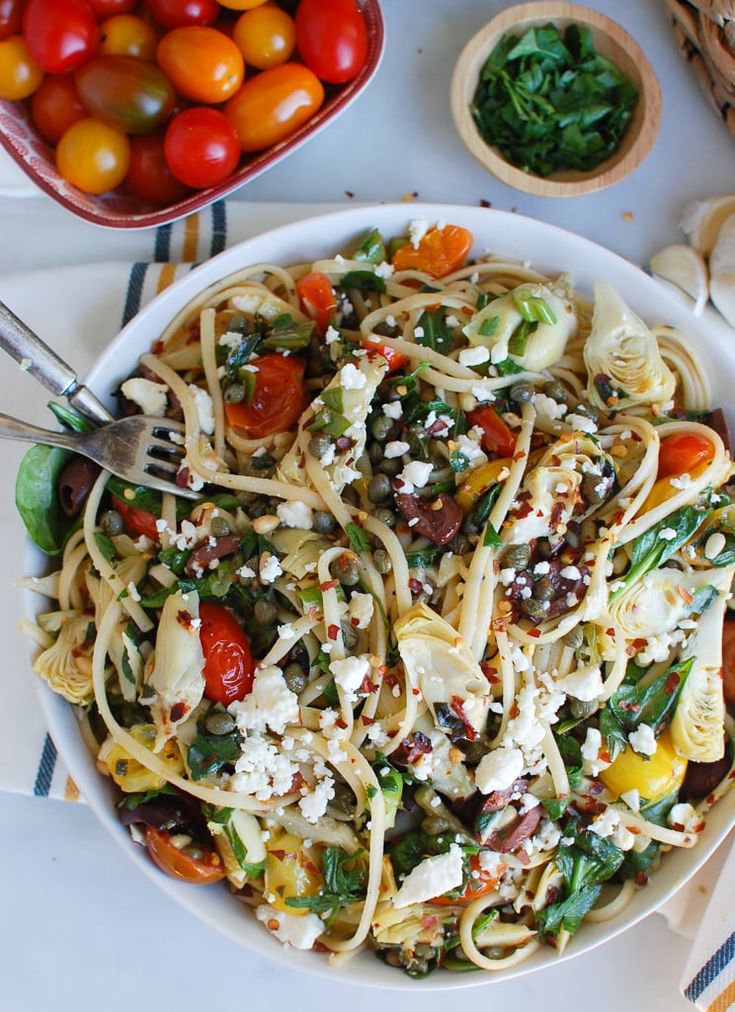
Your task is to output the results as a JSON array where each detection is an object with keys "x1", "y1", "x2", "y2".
[
  {"x1": 668, "y1": 802, "x2": 703, "y2": 834},
  {"x1": 567, "y1": 412, "x2": 598, "y2": 433},
  {"x1": 237, "y1": 565, "x2": 256, "y2": 579},
  {"x1": 471, "y1": 385, "x2": 495, "y2": 403},
  {"x1": 555, "y1": 665, "x2": 603, "y2": 701},
  {"x1": 620, "y1": 789, "x2": 640, "y2": 813},
  {"x1": 126, "y1": 580, "x2": 141, "y2": 602},
  {"x1": 629, "y1": 723, "x2": 657, "y2": 756},
  {"x1": 408, "y1": 219, "x2": 429, "y2": 249},
  {"x1": 581, "y1": 727, "x2": 602, "y2": 771},
  {"x1": 374, "y1": 260, "x2": 394, "y2": 279},
  {"x1": 499, "y1": 567, "x2": 516, "y2": 587},
  {"x1": 325, "y1": 324, "x2": 340, "y2": 345},
  {"x1": 657, "y1": 527, "x2": 677, "y2": 542},
  {"x1": 231, "y1": 732, "x2": 299, "y2": 798},
  {"x1": 259, "y1": 553, "x2": 282, "y2": 584},
  {"x1": 490, "y1": 342, "x2": 509, "y2": 365},
  {"x1": 534, "y1": 393, "x2": 568, "y2": 420},
  {"x1": 277, "y1": 500, "x2": 313, "y2": 530},
  {"x1": 396, "y1": 460, "x2": 433, "y2": 493},
  {"x1": 229, "y1": 665, "x2": 298, "y2": 735},
  {"x1": 121, "y1": 378, "x2": 168, "y2": 417},
  {"x1": 474, "y1": 746, "x2": 524, "y2": 794},
  {"x1": 393, "y1": 844, "x2": 464, "y2": 908},
  {"x1": 458, "y1": 346, "x2": 490, "y2": 367},
  {"x1": 560, "y1": 565, "x2": 581, "y2": 580},
  {"x1": 455, "y1": 432, "x2": 487, "y2": 471},
  {"x1": 348, "y1": 592, "x2": 374, "y2": 630},
  {"x1": 299, "y1": 774, "x2": 335, "y2": 823},
  {"x1": 384, "y1": 440, "x2": 410, "y2": 459},
  {"x1": 382, "y1": 400, "x2": 403, "y2": 419},
  {"x1": 533, "y1": 561, "x2": 550, "y2": 576},
  {"x1": 277, "y1": 623, "x2": 296, "y2": 640},
  {"x1": 340, "y1": 362, "x2": 366, "y2": 390},
  {"x1": 669, "y1": 473, "x2": 693, "y2": 490},
  {"x1": 366, "y1": 722, "x2": 389, "y2": 747},
  {"x1": 519, "y1": 793, "x2": 540, "y2": 814},
  {"x1": 329, "y1": 655, "x2": 371, "y2": 702},
  {"x1": 256, "y1": 905, "x2": 324, "y2": 949},
  {"x1": 478, "y1": 850, "x2": 505, "y2": 877},
  {"x1": 319, "y1": 443, "x2": 336, "y2": 467},
  {"x1": 189, "y1": 384, "x2": 215, "y2": 435},
  {"x1": 590, "y1": 807, "x2": 620, "y2": 839}
]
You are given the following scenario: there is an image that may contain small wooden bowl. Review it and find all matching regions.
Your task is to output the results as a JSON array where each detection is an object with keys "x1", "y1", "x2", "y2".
[{"x1": 451, "y1": 1, "x2": 662, "y2": 198}]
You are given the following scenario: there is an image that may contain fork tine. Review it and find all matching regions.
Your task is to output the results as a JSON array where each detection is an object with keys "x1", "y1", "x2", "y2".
[
  {"x1": 146, "y1": 435, "x2": 186, "y2": 456},
  {"x1": 144, "y1": 458, "x2": 180, "y2": 477}
]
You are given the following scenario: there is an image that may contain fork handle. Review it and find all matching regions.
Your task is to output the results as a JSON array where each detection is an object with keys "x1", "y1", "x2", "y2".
[
  {"x1": 0, "y1": 301, "x2": 113, "y2": 425},
  {"x1": 0, "y1": 411, "x2": 78, "y2": 451}
]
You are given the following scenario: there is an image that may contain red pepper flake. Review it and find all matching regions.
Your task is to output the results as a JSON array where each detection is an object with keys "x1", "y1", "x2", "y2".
[
  {"x1": 175, "y1": 466, "x2": 191, "y2": 489},
  {"x1": 513, "y1": 450, "x2": 527, "y2": 461},
  {"x1": 632, "y1": 637, "x2": 647, "y2": 651},
  {"x1": 270, "y1": 850, "x2": 286, "y2": 862},
  {"x1": 335, "y1": 435, "x2": 352, "y2": 452},
  {"x1": 336, "y1": 718, "x2": 348, "y2": 730},
  {"x1": 394, "y1": 478, "x2": 406, "y2": 490},
  {"x1": 320, "y1": 579, "x2": 339, "y2": 592},
  {"x1": 421, "y1": 915, "x2": 439, "y2": 930},
  {"x1": 151, "y1": 339, "x2": 165, "y2": 355},
  {"x1": 361, "y1": 677, "x2": 380, "y2": 694},
  {"x1": 176, "y1": 609, "x2": 193, "y2": 629},
  {"x1": 548, "y1": 455, "x2": 561, "y2": 466},
  {"x1": 513, "y1": 501, "x2": 533, "y2": 520},
  {"x1": 170, "y1": 702, "x2": 188, "y2": 722},
  {"x1": 327, "y1": 623, "x2": 340, "y2": 641},
  {"x1": 361, "y1": 715, "x2": 375, "y2": 726},
  {"x1": 528, "y1": 628, "x2": 541, "y2": 638},
  {"x1": 634, "y1": 871, "x2": 648, "y2": 887},
  {"x1": 677, "y1": 585, "x2": 694, "y2": 605},
  {"x1": 599, "y1": 750, "x2": 611, "y2": 763},
  {"x1": 606, "y1": 628, "x2": 615, "y2": 637},
  {"x1": 412, "y1": 687, "x2": 421, "y2": 696},
  {"x1": 450, "y1": 695, "x2": 477, "y2": 740},
  {"x1": 350, "y1": 617, "x2": 360, "y2": 627},
  {"x1": 267, "y1": 919, "x2": 280, "y2": 931},
  {"x1": 480, "y1": 663, "x2": 500, "y2": 684}
]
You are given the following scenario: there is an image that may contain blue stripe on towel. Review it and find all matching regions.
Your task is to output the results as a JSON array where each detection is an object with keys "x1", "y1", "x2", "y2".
[
  {"x1": 121, "y1": 262, "x2": 149, "y2": 326},
  {"x1": 154, "y1": 222, "x2": 172, "y2": 263},
  {"x1": 685, "y1": 930, "x2": 735, "y2": 1001},
  {"x1": 210, "y1": 201, "x2": 227, "y2": 257},
  {"x1": 33, "y1": 733, "x2": 57, "y2": 797}
]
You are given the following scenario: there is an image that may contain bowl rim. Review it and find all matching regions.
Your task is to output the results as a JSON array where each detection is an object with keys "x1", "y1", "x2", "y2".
[
  {"x1": 0, "y1": 0, "x2": 385, "y2": 230},
  {"x1": 24, "y1": 201, "x2": 735, "y2": 989},
  {"x1": 450, "y1": 0, "x2": 662, "y2": 198}
]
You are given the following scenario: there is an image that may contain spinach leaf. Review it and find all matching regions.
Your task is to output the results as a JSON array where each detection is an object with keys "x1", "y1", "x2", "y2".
[
  {"x1": 536, "y1": 884, "x2": 601, "y2": 936},
  {"x1": 94, "y1": 532, "x2": 118, "y2": 563},
  {"x1": 286, "y1": 847, "x2": 366, "y2": 921},
  {"x1": 608, "y1": 656, "x2": 694, "y2": 738},
  {"x1": 339, "y1": 270, "x2": 387, "y2": 293},
  {"x1": 188, "y1": 731, "x2": 241, "y2": 781},
  {"x1": 15, "y1": 444, "x2": 74, "y2": 556},
  {"x1": 555, "y1": 732, "x2": 583, "y2": 789},
  {"x1": 415, "y1": 308, "x2": 454, "y2": 355},
  {"x1": 405, "y1": 546, "x2": 441, "y2": 569},
  {"x1": 260, "y1": 313, "x2": 314, "y2": 352},
  {"x1": 619, "y1": 840, "x2": 659, "y2": 881}
]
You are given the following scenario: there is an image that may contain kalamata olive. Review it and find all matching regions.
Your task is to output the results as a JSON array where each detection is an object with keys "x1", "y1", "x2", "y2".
[
  {"x1": 283, "y1": 663, "x2": 307, "y2": 695},
  {"x1": 313, "y1": 510, "x2": 337, "y2": 534},
  {"x1": 58, "y1": 456, "x2": 100, "y2": 518},
  {"x1": 254, "y1": 599, "x2": 278, "y2": 624},
  {"x1": 510, "y1": 382, "x2": 535, "y2": 403},
  {"x1": 100, "y1": 509, "x2": 124, "y2": 536},
  {"x1": 485, "y1": 806, "x2": 542, "y2": 853},
  {"x1": 502, "y1": 544, "x2": 530, "y2": 569},
  {"x1": 702, "y1": 408, "x2": 733, "y2": 456},
  {"x1": 184, "y1": 532, "x2": 241, "y2": 576},
  {"x1": 308, "y1": 433, "x2": 332, "y2": 459},
  {"x1": 543, "y1": 380, "x2": 568, "y2": 403},
  {"x1": 368, "y1": 473, "x2": 392, "y2": 503},
  {"x1": 374, "y1": 507, "x2": 395, "y2": 528},
  {"x1": 373, "y1": 549, "x2": 392, "y2": 574},
  {"x1": 371, "y1": 415, "x2": 393, "y2": 441},
  {"x1": 210, "y1": 516, "x2": 231, "y2": 537},
  {"x1": 395, "y1": 493, "x2": 463, "y2": 546},
  {"x1": 581, "y1": 472, "x2": 609, "y2": 505},
  {"x1": 205, "y1": 711, "x2": 236, "y2": 736},
  {"x1": 246, "y1": 497, "x2": 269, "y2": 519},
  {"x1": 534, "y1": 576, "x2": 555, "y2": 601},
  {"x1": 564, "y1": 625, "x2": 584, "y2": 650},
  {"x1": 224, "y1": 383, "x2": 245, "y2": 403}
]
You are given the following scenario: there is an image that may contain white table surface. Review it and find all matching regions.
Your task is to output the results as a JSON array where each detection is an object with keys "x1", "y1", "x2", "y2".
[{"x1": 2, "y1": 0, "x2": 734, "y2": 1008}]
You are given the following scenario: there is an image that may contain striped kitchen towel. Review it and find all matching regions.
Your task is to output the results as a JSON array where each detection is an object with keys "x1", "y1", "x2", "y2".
[
  {"x1": 0, "y1": 198, "x2": 342, "y2": 803},
  {"x1": 681, "y1": 840, "x2": 735, "y2": 1009}
]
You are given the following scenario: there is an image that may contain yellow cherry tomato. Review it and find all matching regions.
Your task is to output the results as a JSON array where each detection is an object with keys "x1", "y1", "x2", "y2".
[
  {"x1": 264, "y1": 831, "x2": 323, "y2": 915},
  {"x1": 456, "y1": 457, "x2": 513, "y2": 512},
  {"x1": 218, "y1": 0, "x2": 269, "y2": 9},
  {"x1": 100, "y1": 15, "x2": 158, "y2": 61},
  {"x1": 641, "y1": 459, "x2": 710, "y2": 514},
  {"x1": 233, "y1": 5, "x2": 295, "y2": 70},
  {"x1": 100, "y1": 723, "x2": 183, "y2": 793},
  {"x1": 0, "y1": 35, "x2": 43, "y2": 100},
  {"x1": 600, "y1": 728, "x2": 688, "y2": 803},
  {"x1": 56, "y1": 118, "x2": 131, "y2": 194}
]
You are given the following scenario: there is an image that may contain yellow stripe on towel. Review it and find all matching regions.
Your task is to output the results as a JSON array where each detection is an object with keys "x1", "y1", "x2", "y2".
[
  {"x1": 63, "y1": 776, "x2": 80, "y2": 802},
  {"x1": 708, "y1": 979, "x2": 735, "y2": 1011}
]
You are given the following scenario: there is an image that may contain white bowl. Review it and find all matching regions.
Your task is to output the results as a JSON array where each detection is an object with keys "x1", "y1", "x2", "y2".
[{"x1": 25, "y1": 203, "x2": 735, "y2": 990}]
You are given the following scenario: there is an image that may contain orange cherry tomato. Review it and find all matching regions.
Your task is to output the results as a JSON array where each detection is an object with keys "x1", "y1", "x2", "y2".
[
  {"x1": 0, "y1": 35, "x2": 42, "y2": 100},
  {"x1": 468, "y1": 405, "x2": 516, "y2": 458},
  {"x1": 56, "y1": 117, "x2": 130, "y2": 195},
  {"x1": 657, "y1": 432, "x2": 715, "y2": 479},
  {"x1": 296, "y1": 271, "x2": 336, "y2": 334},
  {"x1": 233, "y1": 5, "x2": 295, "y2": 70},
  {"x1": 723, "y1": 618, "x2": 735, "y2": 706},
  {"x1": 32, "y1": 74, "x2": 86, "y2": 143},
  {"x1": 224, "y1": 353, "x2": 305, "y2": 438},
  {"x1": 430, "y1": 853, "x2": 504, "y2": 906},
  {"x1": 391, "y1": 225, "x2": 474, "y2": 279},
  {"x1": 224, "y1": 62, "x2": 323, "y2": 153},
  {"x1": 111, "y1": 494, "x2": 160, "y2": 541},
  {"x1": 126, "y1": 133, "x2": 190, "y2": 204},
  {"x1": 199, "y1": 601, "x2": 255, "y2": 705},
  {"x1": 218, "y1": 0, "x2": 269, "y2": 9},
  {"x1": 360, "y1": 339, "x2": 408, "y2": 373},
  {"x1": 99, "y1": 14, "x2": 158, "y2": 60},
  {"x1": 157, "y1": 26, "x2": 244, "y2": 104},
  {"x1": 145, "y1": 827, "x2": 226, "y2": 884}
]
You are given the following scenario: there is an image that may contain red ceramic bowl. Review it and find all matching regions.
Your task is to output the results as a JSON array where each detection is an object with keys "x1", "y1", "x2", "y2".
[{"x1": 0, "y1": 1, "x2": 384, "y2": 230}]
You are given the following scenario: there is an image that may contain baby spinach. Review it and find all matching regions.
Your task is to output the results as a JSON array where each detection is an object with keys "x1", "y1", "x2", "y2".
[
  {"x1": 188, "y1": 731, "x2": 241, "y2": 781},
  {"x1": 415, "y1": 307, "x2": 454, "y2": 355},
  {"x1": 287, "y1": 847, "x2": 367, "y2": 922},
  {"x1": 339, "y1": 270, "x2": 387, "y2": 293}
]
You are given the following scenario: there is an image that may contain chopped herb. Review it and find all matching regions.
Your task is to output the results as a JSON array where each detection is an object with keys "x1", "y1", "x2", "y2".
[
  {"x1": 188, "y1": 731, "x2": 241, "y2": 781},
  {"x1": 286, "y1": 847, "x2": 367, "y2": 922},
  {"x1": 478, "y1": 314, "x2": 500, "y2": 336},
  {"x1": 94, "y1": 532, "x2": 117, "y2": 563},
  {"x1": 512, "y1": 288, "x2": 557, "y2": 325},
  {"x1": 260, "y1": 313, "x2": 314, "y2": 351},
  {"x1": 482, "y1": 522, "x2": 501, "y2": 547},
  {"x1": 415, "y1": 307, "x2": 454, "y2": 354},
  {"x1": 353, "y1": 227, "x2": 387, "y2": 264},
  {"x1": 345, "y1": 522, "x2": 370, "y2": 553},
  {"x1": 507, "y1": 318, "x2": 537, "y2": 357}
]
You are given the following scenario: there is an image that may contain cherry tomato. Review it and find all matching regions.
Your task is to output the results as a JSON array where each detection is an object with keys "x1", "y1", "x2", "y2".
[
  {"x1": 164, "y1": 107, "x2": 240, "y2": 188},
  {"x1": 392, "y1": 225, "x2": 474, "y2": 279},
  {"x1": 87, "y1": 0, "x2": 136, "y2": 14},
  {"x1": 146, "y1": 0, "x2": 218, "y2": 29},
  {"x1": 601, "y1": 729, "x2": 687, "y2": 803},
  {"x1": 32, "y1": 74, "x2": 86, "y2": 142},
  {"x1": 296, "y1": 271, "x2": 336, "y2": 334},
  {"x1": 76, "y1": 55, "x2": 175, "y2": 135},
  {"x1": 657, "y1": 432, "x2": 715, "y2": 479},
  {"x1": 723, "y1": 617, "x2": 735, "y2": 706},
  {"x1": 233, "y1": 5, "x2": 295, "y2": 70},
  {"x1": 360, "y1": 339, "x2": 408, "y2": 373},
  {"x1": 99, "y1": 14, "x2": 158, "y2": 60},
  {"x1": 0, "y1": 34, "x2": 42, "y2": 99},
  {"x1": 467, "y1": 405, "x2": 516, "y2": 458},
  {"x1": 218, "y1": 0, "x2": 268, "y2": 9},
  {"x1": 295, "y1": 0, "x2": 367, "y2": 85},
  {"x1": 145, "y1": 827, "x2": 226, "y2": 884},
  {"x1": 199, "y1": 601, "x2": 255, "y2": 705},
  {"x1": 224, "y1": 353, "x2": 305, "y2": 438},
  {"x1": 157, "y1": 26, "x2": 243, "y2": 104},
  {"x1": 126, "y1": 132, "x2": 190, "y2": 204},
  {"x1": 23, "y1": 0, "x2": 98, "y2": 75},
  {"x1": 110, "y1": 494, "x2": 159, "y2": 540},
  {"x1": 430, "y1": 853, "x2": 504, "y2": 906},
  {"x1": 0, "y1": 0, "x2": 25, "y2": 42},
  {"x1": 224, "y1": 62, "x2": 323, "y2": 153}
]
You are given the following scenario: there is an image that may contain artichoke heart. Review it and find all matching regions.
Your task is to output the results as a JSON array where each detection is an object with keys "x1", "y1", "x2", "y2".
[
  {"x1": 395, "y1": 603, "x2": 490, "y2": 737},
  {"x1": 463, "y1": 282, "x2": 577, "y2": 372},
  {"x1": 610, "y1": 566, "x2": 724, "y2": 642},
  {"x1": 145, "y1": 589, "x2": 205, "y2": 750},
  {"x1": 583, "y1": 283, "x2": 676, "y2": 411},
  {"x1": 671, "y1": 564, "x2": 735, "y2": 763},
  {"x1": 33, "y1": 611, "x2": 95, "y2": 705}
]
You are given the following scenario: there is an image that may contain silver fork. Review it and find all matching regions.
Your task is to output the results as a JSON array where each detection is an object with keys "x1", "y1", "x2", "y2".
[{"x1": 0, "y1": 411, "x2": 200, "y2": 500}]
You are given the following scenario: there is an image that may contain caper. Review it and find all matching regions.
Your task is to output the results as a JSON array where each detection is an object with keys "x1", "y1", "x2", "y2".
[
  {"x1": 502, "y1": 543, "x2": 531, "y2": 569},
  {"x1": 227, "y1": 313, "x2": 248, "y2": 333},
  {"x1": 308, "y1": 433, "x2": 332, "y2": 459},
  {"x1": 100, "y1": 509, "x2": 124, "y2": 536},
  {"x1": 543, "y1": 379, "x2": 568, "y2": 404},
  {"x1": 462, "y1": 514, "x2": 480, "y2": 535},
  {"x1": 368, "y1": 441, "x2": 383, "y2": 464},
  {"x1": 371, "y1": 415, "x2": 393, "y2": 441},
  {"x1": 283, "y1": 663, "x2": 307, "y2": 695},
  {"x1": 368, "y1": 473, "x2": 392, "y2": 503},
  {"x1": 581, "y1": 472, "x2": 609, "y2": 505},
  {"x1": 461, "y1": 739, "x2": 488, "y2": 765},
  {"x1": 332, "y1": 555, "x2": 360, "y2": 586},
  {"x1": 510, "y1": 381, "x2": 535, "y2": 403},
  {"x1": 521, "y1": 597, "x2": 547, "y2": 620},
  {"x1": 224, "y1": 383, "x2": 245, "y2": 404},
  {"x1": 377, "y1": 458, "x2": 400, "y2": 477},
  {"x1": 447, "y1": 533, "x2": 471, "y2": 555},
  {"x1": 534, "y1": 576, "x2": 555, "y2": 601},
  {"x1": 374, "y1": 507, "x2": 395, "y2": 528},
  {"x1": 247, "y1": 497, "x2": 269, "y2": 519},
  {"x1": 564, "y1": 625, "x2": 584, "y2": 650},
  {"x1": 254, "y1": 599, "x2": 278, "y2": 624},
  {"x1": 571, "y1": 698, "x2": 598, "y2": 720},
  {"x1": 210, "y1": 516, "x2": 231, "y2": 538},
  {"x1": 574, "y1": 402, "x2": 600, "y2": 423},
  {"x1": 565, "y1": 525, "x2": 580, "y2": 549},
  {"x1": 313, "y1": 510, "x2": 337, "y2": 534},
  {"x1": 385, "y1": 951, "x2": 404, "y2": 969},
  {"x1": 420, "y1": 816, "x2": 452, "y2": 835},
  {"x1": 373, "y1": 548, "x2": 392, "y2": 574},
  {"x1": 330, "y1": 780, "x2": 356, "y2": 814},
  {"x1": 341, "y1": 622, "x2": 358, "y2": 650},
  {"x1": 536, "y1": 537, "x2": 553, "y2": 560},
  {"x1": 205, "y1": 711, "x2": 236, "y2": 736}
]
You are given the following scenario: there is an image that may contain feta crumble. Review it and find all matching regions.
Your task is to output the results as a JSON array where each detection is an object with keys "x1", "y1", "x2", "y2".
[
  {"x1": 629, "y1": 723, "x2": 657, "y2": 756},
  {"x1": 393, "y1": 844, "x2": 464, "y2": 908}
]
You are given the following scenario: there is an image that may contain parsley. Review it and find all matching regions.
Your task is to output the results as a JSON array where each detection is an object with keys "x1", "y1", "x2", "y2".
[
  {"x1": 286, "y1": 847, "x2": 367, "y2": 922},
  {"x1": 187, "y1": 732, "x2": 241, "y2": 781},
  {"x1": 482, "y1": 522, "x2": 501, "y2": 548}
]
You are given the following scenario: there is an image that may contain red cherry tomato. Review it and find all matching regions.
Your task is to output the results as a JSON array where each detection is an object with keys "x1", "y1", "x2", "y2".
[
  {"x1": 0, "y1": 0, "x2": 25, "y2": 42},
  {"x1": 199, "y1": 601, "x2": 255, "y2": 705},
  {"x1": 723, "y1": 618, "x2": 735, "y2": 706},
  {"x1": 467, "y1": 405, "x2": 516, "y2": 458},
  {"x1": 295, "y1": 271, "x2": 336, "y2": 334},
  {"x1": 657, "y1": 432, "x2": 715, "y2": 479},
  {"x1": 430, "y1": 853, "x2": 504, "y2": 906},
  {"x1": 146, "y1": 0, "x2": 218, "y2": 29},
  {"x1": 224, "y1": 353, "x2": 305, "y2": 438},
  {"x1": 31, "y1": 74, "x2": 86, "y2": 143},
  {"x1": 87, "y1": 0, "x2": 136, "y2": 14},
  {"x1": 23, "y1": 0, "x2": 98, "y2": 74},
  {"x1": 163, "y1": 107, "x2": 240, "y2": 189},
  {"x1": 224, "y1": 62, "x2": 323, "y2": 152},
  {"x1": 145, "y1": 827, "x2": 226, "y2": 884},
  {"x1": 111, "y1": 494, "x2": 159, "y2": 541},
  {"x1": 126, "y1": 133, "x2": 190, "y2": 204},
  {"x1": 360, "y1": 339, "x2": 408, "y2": 373},
  {"x1": 294, "y1": 0, "x2": 368, "y2": 84}
]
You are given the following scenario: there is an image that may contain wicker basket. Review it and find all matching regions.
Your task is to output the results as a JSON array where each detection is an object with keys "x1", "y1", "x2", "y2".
[{"x1": 663, "y1": 0, "x2": 735, "y2": 139}]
